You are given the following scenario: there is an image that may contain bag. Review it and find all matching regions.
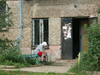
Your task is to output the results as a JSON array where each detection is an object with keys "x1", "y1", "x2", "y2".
[{"x1": 37, "y1": 51, "x2": 43, "y2": 57}]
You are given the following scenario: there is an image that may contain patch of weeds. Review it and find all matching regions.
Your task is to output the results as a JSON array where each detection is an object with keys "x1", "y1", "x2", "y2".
[
  {"x1": 47, "y1": 61, "x2": 54, "y2": 66},
  {"x1": 14, "y1": 63, "x2": 25, "y2": 68},
  {"x1": 48, "y1": 72, "x2": 56, "y2": 74},
  {"x1": 4, "y1": 60, "x2": 14, "y2": 65},
  {"x1": 20, "y1": 64, "x2": 25, "y2": 68},
  {"x1": 63, "y1": 73, "x2": 69, "y2": 75},
  {"x1": 25, "y1": 57, "x2": 36, "y2": 65}
]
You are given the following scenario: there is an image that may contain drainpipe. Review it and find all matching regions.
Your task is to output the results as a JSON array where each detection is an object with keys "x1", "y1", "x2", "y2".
[{"x1": 14, "y1": 0, "x2": 23, "y2": 46}]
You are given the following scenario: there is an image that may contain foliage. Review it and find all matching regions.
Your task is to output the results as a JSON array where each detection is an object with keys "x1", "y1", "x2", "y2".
[
  {"x1": 69, "y1": 20, "x2": 100, "y2": 74},
  {"x1": 82, "y1": 20, "x2": 100, "y2": 71},
  {"x1": 97, "y1": 4, "x2": 100, "y2": 14},
  {"x1": 25, "y1": 57, "x2": 36, "y2": 65},
  {"x1": 0, "y1": 70, "x2": 77, "y2": 75},
  {"x1": 69, "y1": 4, "x2": 100, "y2": 73},
  {"x1": 14, "y1": 63, "x2": 25, "y2": 68},
  {"x1": 0, "y1": 37, "x2": 13, "y2": 53},
  {"x1": 0, "y1": 0, "x2": 36, "y2": 67},
  {"x1": 0, "y1": 0, "x2": 13, "y2": 31},
  {"x1": 4, "y1": 60, "x2": 14, "y2": 65}
]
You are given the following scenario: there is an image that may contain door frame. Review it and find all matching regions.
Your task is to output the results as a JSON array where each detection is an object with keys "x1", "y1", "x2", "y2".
[{"x1": 61, "y1": 17, "x2": 96, "y2": 59}]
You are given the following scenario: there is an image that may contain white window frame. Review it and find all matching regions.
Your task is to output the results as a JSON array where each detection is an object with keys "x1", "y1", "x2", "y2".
[{"x1": 32, "y1": 18, "x2": 48, "y2": 46}]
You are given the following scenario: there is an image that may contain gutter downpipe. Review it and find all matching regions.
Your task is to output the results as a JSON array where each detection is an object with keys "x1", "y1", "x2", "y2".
[{"x1": 14, "y1": 0, "x2": 23, "y2": 46}]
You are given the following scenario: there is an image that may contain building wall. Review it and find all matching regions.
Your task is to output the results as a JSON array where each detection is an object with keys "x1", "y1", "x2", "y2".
[
  {"x1": 49, "y1": 18, "x2": 61, "y2": 45},
  {"x1": 0, "y1": 1, "x2": 33, "y2": 48},
  {"x1": 33, "y1": 0, "x2": 100, "y2": 46},
  {"x1": 33, "y1": 0, "x2": 99, "y2": 18},
  {"x1": 3, "y1": 0, "x2": 99, "y2": 48},
  {"x1": 0, "y1": 0, "x2": 100, "y2": 60}
]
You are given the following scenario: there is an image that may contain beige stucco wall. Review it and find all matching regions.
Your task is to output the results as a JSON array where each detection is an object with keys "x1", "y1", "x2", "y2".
[
  {"x1": 49, "y1": 18, "x2": 61, "y2": 45},
  {"x1": 0, "y1": 0, "x2": 100, "y2": 48},
  {"x1": 0, "y1": 1, "x2": 33, "y2": 48},
  {"x1": 33, "y1": 0, "x2": 99, "y2": 18},
  {"x1": 0, "y1": 0, "x2": 99, "y2": 61},
  {"x1": 33, "y1": 0, "x2": 100, "y2": 46}
]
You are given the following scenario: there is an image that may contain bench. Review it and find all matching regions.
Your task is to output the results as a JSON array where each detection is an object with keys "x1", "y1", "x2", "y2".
[
  {"x1": 22, "y1": 54, "x2": 39, "y2": 64},
  {"x1": 22, "y1": 54, "x2": 48, "y2": 64}
]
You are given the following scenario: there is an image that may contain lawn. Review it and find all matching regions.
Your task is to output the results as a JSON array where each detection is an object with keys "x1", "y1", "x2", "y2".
[{"x1": 0, "y1": 70, "x2": 77, "y2": 75}]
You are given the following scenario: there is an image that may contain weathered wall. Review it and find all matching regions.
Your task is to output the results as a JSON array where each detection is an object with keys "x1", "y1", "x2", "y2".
[
  {"x1": 49, "y1": 18, "x2": 61, "y2": 45},
  {"x1": 0, "y1": 0, "x2": 99, "y2": 61},
  {"x1": 33, "y1": 0, "x2": 99, "y2": 18},
  {"x1": 1, "y1": 0, "x2": 100, "y2": 48},
  {"x1": 33, "y1": 0, "x2": 100, "y2": 46},
  {"x1": 0, "y1": 1, "x2": 33, "y2": 48}
]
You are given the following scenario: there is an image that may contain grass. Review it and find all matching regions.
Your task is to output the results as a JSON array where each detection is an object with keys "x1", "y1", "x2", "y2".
[{"x1": 0, "y1": 70, "x2": 85, "y2": 75}]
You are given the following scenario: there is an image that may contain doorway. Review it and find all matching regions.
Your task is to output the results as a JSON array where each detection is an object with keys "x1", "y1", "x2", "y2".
[
  {"x1": 72, "y1": 18, "x2": 89, "y2": 59},
  {"x1": 61, "y1": 17, "x2": 89, "y2": 59}
]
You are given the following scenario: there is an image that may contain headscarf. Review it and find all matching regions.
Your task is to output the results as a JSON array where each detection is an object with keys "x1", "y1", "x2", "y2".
[{"x1": 41, "y1": 42, "x2": 47, "y2": 46}]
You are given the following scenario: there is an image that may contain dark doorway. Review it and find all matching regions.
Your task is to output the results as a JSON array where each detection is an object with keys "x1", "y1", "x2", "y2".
[
  {"x1": 61, "y1": 17, "x2": 98, "y2": 59},
  {"x1": 61, "y1": 17, "x2": 89, "y2": 59},
  {"x1": 73, "y1": 18, "x2": 80, "y2": 59},
  {"x1": 72, "y1": 18, "x2": 89, "y2": 59}
]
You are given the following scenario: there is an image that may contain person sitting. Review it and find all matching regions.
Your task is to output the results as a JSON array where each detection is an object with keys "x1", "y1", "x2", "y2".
[{"x1": 33, "y1": 42, "x2": 48, "y2": 65}]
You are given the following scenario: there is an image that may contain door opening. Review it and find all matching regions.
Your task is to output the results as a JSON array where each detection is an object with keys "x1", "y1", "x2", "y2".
[
  {"x1": 72, "y1": 18, "x2": 89, "y2": 59},
  {"x1": 73, "y1": 18, "x2": 80, "y2": 59},
  {"x1": 61, "y1": 17, "x2": 97, "y2": 59}
]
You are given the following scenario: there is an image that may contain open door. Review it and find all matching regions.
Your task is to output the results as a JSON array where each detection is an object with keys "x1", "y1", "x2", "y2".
[
  {"x1": 80, "y1": 21, "x2": 89, "y2": 52},
  {"x1": 61, "y1": 18, "x2": 73, "y2": 59},
  {"x1": 80, "y1": 17, "x2": 98, "y2": 52}
]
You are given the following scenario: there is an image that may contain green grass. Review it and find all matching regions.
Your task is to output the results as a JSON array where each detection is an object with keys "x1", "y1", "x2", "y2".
[{"x1": 0, "y1": 70, "x2": 81, "y2": 75}]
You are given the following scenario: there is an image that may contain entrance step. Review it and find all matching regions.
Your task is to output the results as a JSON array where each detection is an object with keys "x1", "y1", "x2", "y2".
[{"x1": 52, "y1": 60, "x2": 76, "y2": 67}]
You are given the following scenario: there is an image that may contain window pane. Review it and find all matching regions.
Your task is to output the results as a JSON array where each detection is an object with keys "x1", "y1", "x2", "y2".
[
  {"x1": 35, "y1": 20, "x2": 40, "y2": 45},
  {"x1": 43, "y1": 20, "x2": 48, "y2": 44},
  {"x1": 0, "y1": 2, "x2": 6, "y2": 28}
]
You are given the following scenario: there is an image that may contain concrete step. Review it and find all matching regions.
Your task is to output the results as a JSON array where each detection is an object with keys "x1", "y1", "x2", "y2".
[{"x1": 52, "y1": 60, "x2": 76, "y2": 67}]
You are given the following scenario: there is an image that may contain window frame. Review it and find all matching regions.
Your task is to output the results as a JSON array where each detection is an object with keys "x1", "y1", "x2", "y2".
[{"x1": 31, "y1": 18, "x2": 49, "y2": 49}]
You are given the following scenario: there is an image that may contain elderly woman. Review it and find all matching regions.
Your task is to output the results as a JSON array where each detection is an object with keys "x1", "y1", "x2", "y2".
[{"x1": 33, "y1": 42, "x2": 48, "y2": 65}]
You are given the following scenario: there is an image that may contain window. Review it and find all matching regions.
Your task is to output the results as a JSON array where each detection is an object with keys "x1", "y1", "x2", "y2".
[
  {"x1": 32, "y1": 19, "x2": 49, "y2": 46},
  {"x1": 0, "y1": 2, "x2": 8, "y2": 30}
]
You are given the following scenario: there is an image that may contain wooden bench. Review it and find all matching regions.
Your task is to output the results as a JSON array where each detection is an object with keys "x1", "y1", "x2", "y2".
[
  {"x1": 22, "y1": 54, "x2": 39, "y2": 64},
  {"x1": 22, "y1": 54, "x2": 48, "y2": 65}
]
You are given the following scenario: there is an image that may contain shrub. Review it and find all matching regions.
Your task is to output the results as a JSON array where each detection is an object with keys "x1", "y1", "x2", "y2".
[
  {"x1": 5, "y1": 60, "x2": 14, "y2": 65},
  {"x1": 69, "y1": 20, "x2": 100, "y2": 73},
  {"x1": 25, "y1": 57, "x2": 36, "y2": 65},
  {"x1": 14, "y1": 63, "x2": 21, "y2": 68},
  {"x1": 4, "y1": 46, "x2": 24, "y2": 63}
]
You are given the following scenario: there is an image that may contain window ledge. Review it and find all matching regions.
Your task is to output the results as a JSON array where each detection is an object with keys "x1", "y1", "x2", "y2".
[{"x1": 31, "y1": 45, "x2": 49, "y2": 50}]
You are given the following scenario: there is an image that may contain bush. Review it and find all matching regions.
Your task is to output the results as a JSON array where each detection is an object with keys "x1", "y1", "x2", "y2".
[
  {"x1": 4, "y1": 46, "x2": 24, "y2": 63},
  {"x1": 14, "y1": 63, "x2": 25, "y2": 68},
  {"x1": 0, "y1": 1, "x2": 35, "y2": 67},
  {"x1": 69, "y1": 20, "x2": 100, "y2": 73},
  {"x1": 0, "y1": 54, "x2": 5, "y2": 64},
  {"x1": 25, "y1": 57, "x2": 36, "y2": 65},
  {"x1": 14, "y1": 63, "x2": 21, "y2": 68},
  {"x1": 4, "y1": 60, "x2": 14, "y2": 65}
]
